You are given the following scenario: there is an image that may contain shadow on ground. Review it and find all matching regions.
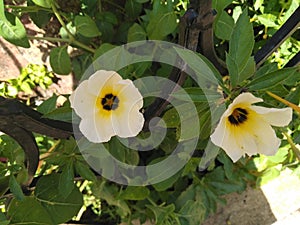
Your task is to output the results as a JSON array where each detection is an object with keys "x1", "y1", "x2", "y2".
[{"x1": 202, "y1": 186, "x2": 276, "y2": 225}]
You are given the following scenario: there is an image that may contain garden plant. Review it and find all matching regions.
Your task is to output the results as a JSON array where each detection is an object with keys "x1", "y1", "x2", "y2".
[{"x1": 0, "y1": 0, "x2": 299, "y2": 224}]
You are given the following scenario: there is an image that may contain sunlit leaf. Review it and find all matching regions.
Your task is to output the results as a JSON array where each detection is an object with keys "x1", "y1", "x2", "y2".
[
  {"x1": 0, "y1": 11, "x2": 30, "y2": 48},
  {"x1": 50, "y1": 46, "x2": 72, "y2": 75},
  {"x1": 119, "y1": 186, "x2": 150, "y2": 200}
]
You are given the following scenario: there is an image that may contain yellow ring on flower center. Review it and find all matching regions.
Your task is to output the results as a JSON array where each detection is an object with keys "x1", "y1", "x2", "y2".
[
  {"x1": 101, "y1": 93, "x2": 119, "y2": 111},
  {"x1": 228, "y1": 107, "x2": 248, "y2": 125}
]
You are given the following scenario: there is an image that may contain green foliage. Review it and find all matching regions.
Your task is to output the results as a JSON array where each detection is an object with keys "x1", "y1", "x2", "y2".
[
  {"x1": 0, "y1": 1, "x2": 30, "y2": 48},
  {"x1": 49, "y1": 46, "x2": 72, "y2": 75},
  {"x1": 0, "y1": 64, "x2": 53, "y2": 98},
  {"x1": 226, "y1": 9, "x2": 256, "y2": 88},
  {"x1": 0, "y1": 0, "x2": 299, "y2": 225}
]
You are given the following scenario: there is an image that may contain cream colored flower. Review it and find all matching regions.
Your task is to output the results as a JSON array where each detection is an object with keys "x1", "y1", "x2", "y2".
[
  {"x1": 210, "y1": 92, "x2": 293, "y2": 162},
  {"x1": 69, "y1": 70, "x2": 144, "y2": 143}
]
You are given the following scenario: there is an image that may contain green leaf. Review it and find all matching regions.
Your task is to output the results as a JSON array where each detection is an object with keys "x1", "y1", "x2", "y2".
[
  {"x1": 8, "y1": 196, "x2": 54, "y2": 225},
  {"x1": 32, "y1": 0, "x2": 52, "y2": 8},
  {"x1": 226, "y1": 9, "x2": 254, "y2": 87},
  {"x1": 198, "y1": 140, "x2": 220, "y2": 171},
  {"x1": 75, "y1": 162, "x2": 97, "y2": 181},
  {"x1": 152, "y1": 170, "x2": 181, "y2": 191},
  {"x1": 59, "y1": 161, "x2": 75, "y2": 197},
  {"x1": 75, "y1": 15, "x2": 101, "y2": 38},
  {"x1": 93, "y1": 43, "x2": 116, "y2": 60},
  {"x1": 9, "y1": 175, "x2": 24, "y2": 201},
  {"x1": 119, "y1": 186, "x2": 150, "y2": 200},
  {"x1": 72, "y1": 53, "x2": 93, "y2": 79},
  {"x1": 254, "y1": 0, "x2": 264, "y2": 10},
  {"x1": 93, "y1": 44, "x2": 133, "y2": 71},
  {"x1": 128, "y1": 23, "x2": 146, "y2": 42},
  {"x1": 28, "y1": 0, "x2": 52, "y2": 28},
  {"x1": 214, "y1": 11, "x2": 234, "y2": 40},
  {"x1": 37, "y1": 95, "x2": 58, "y2": 114},
  {"x1": 125, "y1": 0, "x2": 142, "y2": 19},
  {"x1": 35, "y1": 174, "x2": 83, "y2": 225},
  {"x1": 0, "y1": 211, "x2": 9, "y2": 225},
  {"x1": 257, "y1": 167, "x2": 280, "y2": 186},
  {"x1": 135, "y1": 0, "x2": 149, "y2": 3},
  {"x1": 20, "y1": 81, "x2": 33, "y2": 94},
  {"x1": 146, "y1": 204, "x2": 175, "y2": 225},
  {"x1": 179, "y1": 200, "x2": 206, "y2": 225},
  {"x1": 205, "y1": 167, "x2": 246, "y2": 194},
  {"x1": 0, "y1": 12, "x2": 30, "y2": 48},
  {"x1": 247, "y1": 67, "x2": 298, "y2": 91},
  {"x1": 171, "y1": 87, "x2": 222, "y2": 102},
  {"x1": 109, "y1": 137, "x2": 126, "y2": 162},
  {"x1": 239, "y1": 56, "x2": 256, "y2": 82},
  {"x1": 146, "y1": 4, "x2": 177, "y2": 40},
  {"x1": 0, "y1": 0, "x2": 4, "y2": 19},
  {"x1": 124, "y1": 148, "x2": 140, "y2": 165},
  {"x1": 49, "y1": 46, "x2": 72, "y2": 75},
  {"x1": 174, "y1": 47, "x2": 224, "y2": 89},
  {"x1": 254, "y1": 62, "x2": 278, "y2": 77},
  {"x1": 213, "y1": 0, "x2": 232, "y2": 11},
  {"x1": 42, "y1": 102, "x2": 72, "y2": 122},
  {"x1": 257, "y1": 14, "x2": 278, "y2": 27},
  {"x1": 92, "y1": 181, "x2": 130, "y2": 217},
  {"x1": 0, "y1": 176, "x2": 9, "y2": 197},
  {"x1": 175, "y1": 184, "x2": 195, "y2": 208}
]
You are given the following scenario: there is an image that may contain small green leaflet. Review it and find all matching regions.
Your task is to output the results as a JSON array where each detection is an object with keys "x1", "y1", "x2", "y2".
[
  {"x1": 0, "y1": 6, "x2": 30, "y2": 48},
  {"x1": 74, "y1": 15, "x2": 101, "y2": 38},
  {"x1": 50, "y1": 46, "x2": 72, "y2": 75}
]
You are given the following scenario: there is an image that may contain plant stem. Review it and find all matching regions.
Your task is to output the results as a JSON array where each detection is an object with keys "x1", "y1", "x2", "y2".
[
  {"x1": 50, "y1": 2, "x2": 96, "y2": 53},
  {"x1": 267, "y1": 91, "x2": 300, "y2": 114},
  {"x1": 283, "y1": 132, "x2": 300, "y2": 161},
  {"x1": 28, "y1": 35, "x2": 70, "y2": 43},
  {"x1": 146, "y1": 196, "x2": 157, "y2": 206},
  {"x1": 51, "y1": 2, "x2": 73, "y2": 40},
  {"x1": 5, "y1": 5, "x2": 52, "y2": 13}
]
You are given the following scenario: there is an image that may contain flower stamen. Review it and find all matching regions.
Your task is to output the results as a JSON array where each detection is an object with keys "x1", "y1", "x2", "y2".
[
  {"x1": 101, "y1": 93, "x2": 119, "y2": 111},
  {"x1": 228, "y1": 107, "x2": 248, "y2": 125}
]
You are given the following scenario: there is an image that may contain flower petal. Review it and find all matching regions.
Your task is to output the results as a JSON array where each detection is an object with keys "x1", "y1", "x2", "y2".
[
  {"x1": 236, "y1": 130, "x2": 258, "y2": 156},
  {"x1": 88, "y1": 70, "x2": 122, "y2": 96},
  {"x1": 250, "y1": 119, "x2": 281, "y2": 156},
  {"x1": 113, "y1": 104, "x2": 144, "y2": 138},
  {"x1": 231, "y1": 92, "x2": 263, "y2": 106},
  {"x1": 223, "y1": 92, "x2": 263, "y2": 118},
  {"x1": 69, "y1": 80, "x2": 97, "y2": 118},
  {"x1": 109, "y1": 78, "x2": 144, "y2": 137},
  {"x1": 114, "y1": 79, "x2": 144, "y2": 108},
  {"x1": 210, "y1": 118, "x2": 245, "y2": 162},
  {"x1": 251, "y1": 106, "x2": 293, "y2": 127},
  {"x1": 79, "y1": 114, "x2": 115, "y2": 143},
  {"x1": 71, "y1": 69, "x2": 144, "y2": 143}
]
